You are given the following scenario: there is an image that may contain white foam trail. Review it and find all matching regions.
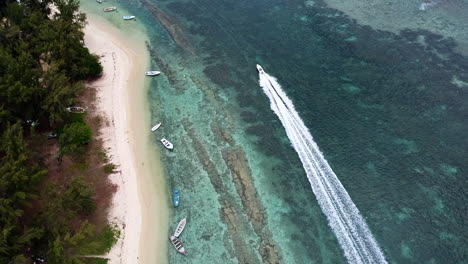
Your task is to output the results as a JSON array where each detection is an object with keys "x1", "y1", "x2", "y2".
[{"x1": 258, "y1": 68, "x2": 387, "y2": 264}]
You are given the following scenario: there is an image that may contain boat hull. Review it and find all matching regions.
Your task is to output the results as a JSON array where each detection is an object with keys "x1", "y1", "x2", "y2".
[
  {"x1": 169, "y1": 236, "x2": 186, "y2": 255},
  {"x1": 173, "y1": 217, "x2": 187, "y2": 237},
  {"x1": 173, "y1": 188, "x2": 180, "y2": 207},
  {"x1": 145, "y1": 71, "x2": 161, "y2": 76},
  {"x1": 151, "y1": 123, "x2": 161, "y2": 132}
]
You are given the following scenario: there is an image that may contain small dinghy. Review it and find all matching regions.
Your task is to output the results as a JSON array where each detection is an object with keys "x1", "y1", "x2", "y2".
[
  {"x1": 151, "y1": 123, "x2": 161, "y2": 132},
  {"x1": 96, "y1": 0, "x2": 103, "y2": 3},
  {"x1": 169, "y1": 236, "x2": 186, "y2": 255},
  {"x1": 173, "y1": 217, "x2": 187, "y2": 238},
  {"x1": 145, "y1": 71, "x2": 161, "y2": 76},
  {"x1": 66, "y1": 106, "x2": 87, "y2": 113},
  {"x1": 123, "y1": 16, "x2": 135, "y2": 20},
  {"x1": 103, "y1": 6, "x2": 116, "y2": 12},
  {"x1": 173, "y1": 188, "x2": 180, "y2": 207},
  {"x1": 160, "y1": 138, "x2": 173, "y2": 150}
]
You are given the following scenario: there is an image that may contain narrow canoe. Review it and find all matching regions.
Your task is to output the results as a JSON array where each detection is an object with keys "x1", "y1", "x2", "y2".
[
  {"x1": 151, "y1": 123, "x2": 161, "y2": 132},
  {"x1": 169, "y1": 236, "x2": 186, "y2": 255},
  {"x1": 173, "y1": 217, "x2": 187, "y2": 238},
  {"x1": 145, "y1": 71, "x2": 161, "y2": 76}
]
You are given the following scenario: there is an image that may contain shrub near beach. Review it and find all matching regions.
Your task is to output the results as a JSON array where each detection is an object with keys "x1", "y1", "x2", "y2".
[{"x1": 0, "y1": 1, "x2": 118, "y2": 263}]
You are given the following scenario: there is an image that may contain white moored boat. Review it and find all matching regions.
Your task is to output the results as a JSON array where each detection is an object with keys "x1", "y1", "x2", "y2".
[
  {"x1": 151, "y1": 123, "x2": 161, "y2": 132},
  {"x1": 145, "y1": 71, "x2": 161, "y2": 76},
  {"x1": 160, "y1": 138, "x2": 173, "y2": 150},
  {"x1": 123, "y1": 16, "x2": 135, "y2": 20},
  {"x1": 169, "y1": 236, "x2": 186, "y2": 255},
  {"x1": 173, "y1": 217, "x2": 187, "y2": 238},
  {"x1": 256, "y1": 64, "x2": 264, "y2": 74},
  {"x1": 103, "y1": 6, "x2": 116, "y2": 12}
]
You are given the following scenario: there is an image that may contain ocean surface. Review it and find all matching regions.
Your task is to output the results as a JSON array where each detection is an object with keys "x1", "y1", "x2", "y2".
[{"x1": 86, "y1": 0, "x2": 467, "y2": 263}]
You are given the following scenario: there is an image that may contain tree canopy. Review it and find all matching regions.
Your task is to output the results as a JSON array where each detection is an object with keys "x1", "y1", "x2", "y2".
[{"x1": 0, "y1": 1, "x2": 112, "y2": 262}]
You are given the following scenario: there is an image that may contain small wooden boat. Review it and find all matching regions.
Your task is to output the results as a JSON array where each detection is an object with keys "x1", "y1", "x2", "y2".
[
  {"x1": 66, "y1": 106, "x2": 87, "y2": 113},
  {"x1": 145, "y1": 71, "x2": 161, "y2": 76},
  {"x1": 160, "y1": 138, "x2": 173, "y2": 150},
  {"x1": 169, "y1": 236, "x2": 186, "y2": 255},
  {"x1": 173, "y1": 188, "x2": 180, "y2": 207},
  {"x1": 123, "y1": 15, "x2": 135, "y2": 20},
  {"x1": 103, "y1": 6, "x2": 116, "y2": 12},
  {"x1": 151, "y1": 123, "x2": 161, "y2": 132},
  {"x1": 173, "y1": 217, "x2": 187, "y2": 237}
]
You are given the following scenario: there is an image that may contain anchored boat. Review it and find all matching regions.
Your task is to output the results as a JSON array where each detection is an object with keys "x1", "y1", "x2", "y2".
[
  {"x1": 145, "y1": 71, "x2": 161, "y2": 76},
  {"x1": 173, "y1": 217, "x2": 187, "y2": 237},
  {"x1": 151, "y1": 123, "x2": 161, "y2": 132},
  {"x1": 173, "y1": 188, "x2": 180, "y2": 207},
  {"x1": 169, "y1": 236, "x2": 186, "y2": 255},
  {"x1": 123, "y1": 16, "x2": 135, "y2": 20},
  {"x1": 103, "y1": 6, "x2": 116, "y2": 12},
  {"x1": 160, "y1": 138, "x2": 173, "y2": 150}
]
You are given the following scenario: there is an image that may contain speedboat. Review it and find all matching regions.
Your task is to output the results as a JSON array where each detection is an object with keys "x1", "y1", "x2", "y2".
[
  {"x1": 169, "y1": 236, "x2": 186, "y2": 255},
  {"x1": 103, "y1": 6, "x2": 116, "y2": 12},
  {"x1": 160, "y1": 138, "x2": 173, "y2": 150},
  {"x1": 123, "y1": 16, "x2": 135, "y2": 20},
  {"x1": 256, "y1": 64, "x2": 264, "y2": 74},
  {"x1": 173, "y1": 188, "x2": 180, "y2": 207},
  {"x1": 151, "y1": 123, "x2": 161, "y2": 132},
  {"x1": 145, "y1": 71, "x2": 161, "y2": 76},
  {"x1": 173, "y1": 217, "x2": 187, "y2": 237}
]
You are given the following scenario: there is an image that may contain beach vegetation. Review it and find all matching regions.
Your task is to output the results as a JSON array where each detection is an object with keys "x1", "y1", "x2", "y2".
[
  {"x1": 59, "y1": 121, "x2": 93, "y2": 156},
  {"x1": 103, "y1": 163, "x2": 116, "y2": 173},
  {"x1": 0, "y1": 1, "x2": 115, "y2": 263}
]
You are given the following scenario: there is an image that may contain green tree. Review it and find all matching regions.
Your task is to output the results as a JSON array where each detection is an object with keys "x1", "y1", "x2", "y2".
[
  {"x1": 0, "y1": 123, "x2": 47, "y2": 261},
  {"x1": 59, "y1": 121, "x2": 92, "y2": 155}
]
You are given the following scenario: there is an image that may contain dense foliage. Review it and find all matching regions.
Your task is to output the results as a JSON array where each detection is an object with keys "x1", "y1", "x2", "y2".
[{"x1": 0, "y1": 1, "x2": 114, "y2": 263}]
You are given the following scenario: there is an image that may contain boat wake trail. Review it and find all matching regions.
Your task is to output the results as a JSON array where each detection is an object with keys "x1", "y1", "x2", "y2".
[{"x1": 257, "y1": 66, "x2": 387, "y2": 264}]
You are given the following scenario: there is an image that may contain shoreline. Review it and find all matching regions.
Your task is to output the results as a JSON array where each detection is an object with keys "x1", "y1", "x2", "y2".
[{"x1": 83, "y1": 14, "x2": 169, "y2": 264}]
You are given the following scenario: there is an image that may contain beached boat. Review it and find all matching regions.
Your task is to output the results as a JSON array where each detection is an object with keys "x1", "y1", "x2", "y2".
[
  {"x1": 173, "y1": 188, "x2": 180, "y2": 207},
  {"x1": 160, "y1": 138, "x2": 173, "y2": 150},
  {"x1": 66, "y1": 106, "x2": 87, "y2": 113},
  {"x1": 123, "y1": 16, "x2": 135, "y2": 20},
  {"x1": 103, "y1": 6, "x2": 116, "y2": 12},
  {"x1": 169, "y1": 236, "x2": 186, "y2": 255},
  {"x1": 173, "y1": 217, "x2": 187, "y2": 238},
  {"x1": 145, "y1": 71, "x2": 161, "y2": 76},
  {"x1": 151, "y1": 123, "x2": 161, "y2": 132}
]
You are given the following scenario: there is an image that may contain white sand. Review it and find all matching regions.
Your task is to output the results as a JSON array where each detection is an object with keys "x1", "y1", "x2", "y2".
[{"x1": 83, "y1": 14, "x2": 169, "y2": 264}]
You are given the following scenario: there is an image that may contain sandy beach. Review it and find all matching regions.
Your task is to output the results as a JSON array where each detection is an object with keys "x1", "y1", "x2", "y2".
[{"x1": 83, "y1": 14, "x2": 169, "y2": 264}]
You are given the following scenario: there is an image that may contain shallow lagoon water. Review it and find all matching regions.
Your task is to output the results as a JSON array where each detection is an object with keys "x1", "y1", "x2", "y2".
[{"x1": 91, "y1": 0, "x2": 467, "y2": 262}]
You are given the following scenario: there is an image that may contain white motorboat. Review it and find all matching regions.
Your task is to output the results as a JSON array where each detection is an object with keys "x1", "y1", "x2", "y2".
[
  {"x1": 145, "y1": 71, "x2": 161, "y2": 76},
  {"x1": 123, "y1": 16, "x2": 135, "y2": 20},
  {"x1": 256, "y1": 64, "x2": 264, "y2": 74},
  {"x1": 160, "y1": 138, "x2": 173, "y2": 150},
  {"x1": 173, "y1": 217, "x2": 187, "y2": 238},
  {"x1": 151, "y1": 123, "x2": 161, "y2": 132}
]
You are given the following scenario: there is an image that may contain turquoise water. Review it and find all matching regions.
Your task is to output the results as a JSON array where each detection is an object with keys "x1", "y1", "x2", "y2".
[{"x1": 107, "y1": 0, "x2": 466, "y2": 262}]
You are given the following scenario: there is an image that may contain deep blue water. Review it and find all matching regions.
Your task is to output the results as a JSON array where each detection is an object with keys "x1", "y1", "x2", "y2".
[{"x1": 113, "y1": 0, "x2": 467, "y2": 262}]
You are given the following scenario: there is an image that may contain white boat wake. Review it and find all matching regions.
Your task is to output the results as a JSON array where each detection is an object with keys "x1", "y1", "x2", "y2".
[{"x1": 257, "y1": 65, "x2": 387, "y2": 264}]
